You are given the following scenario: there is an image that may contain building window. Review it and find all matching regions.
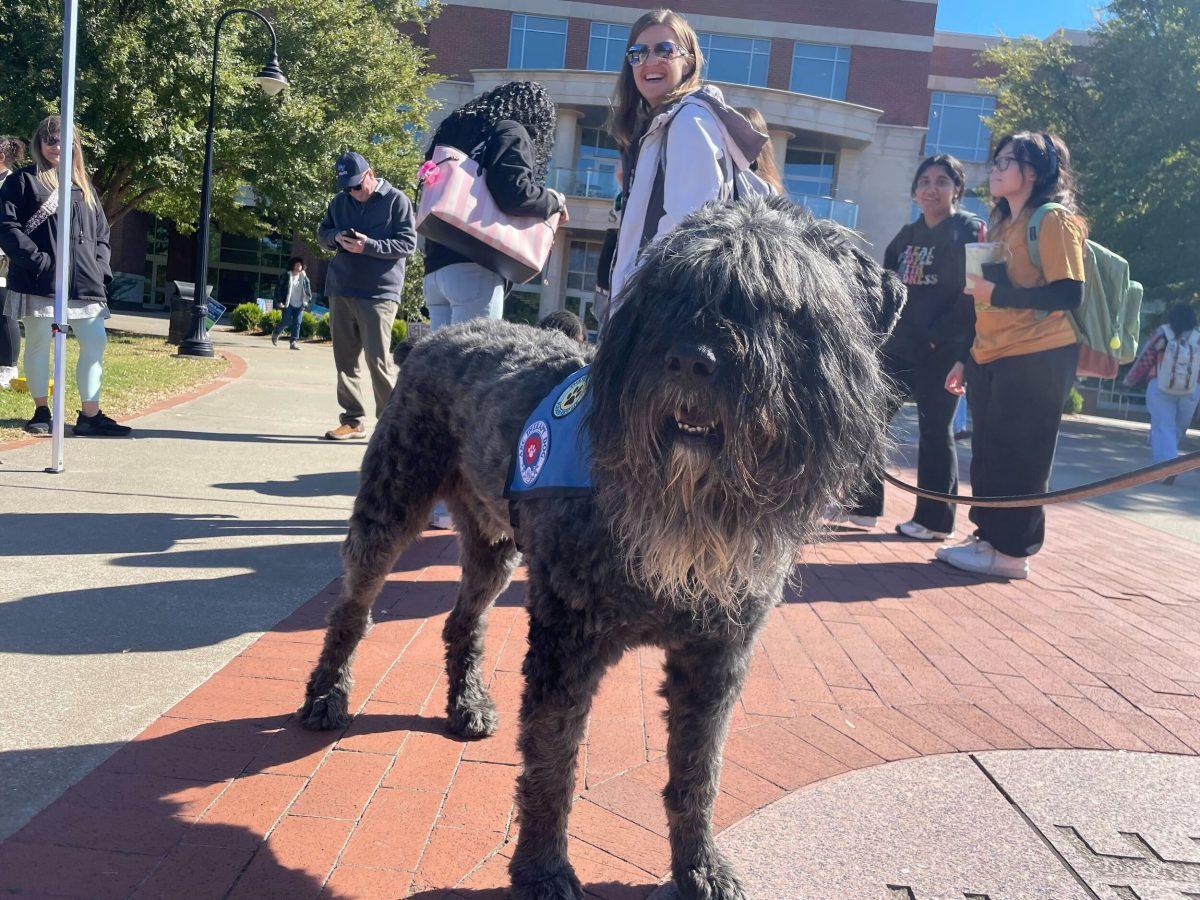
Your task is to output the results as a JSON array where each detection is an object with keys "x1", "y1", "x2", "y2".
[
  {"x1": 925, "y1": 92, "x2": 996, "y2": 162},
  {"x1": 508, "y1": 14, "x2": 567, "y2": 69},
  {"x1": 783, "y1": 149, "x2": 836, "y2": 199},
  {"x1": 566, "y1": 239, "x2": 603, "y2": 335},
  {"x1": 698, "y1": 33, "x2": 770, "y2": 87},
  {"x1": 790, "y1": 43, "x2": 850, "y2": 100},
  {"x1": 588, "y1": 23, "x2": 630, "y2": 72}
]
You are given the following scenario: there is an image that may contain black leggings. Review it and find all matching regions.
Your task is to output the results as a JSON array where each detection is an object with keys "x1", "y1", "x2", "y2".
[
  {"x1": 967, "y1": 342, "x2": 1079, "y2": 557},
  {"x1": 0, "y1": 287, "x2": 18, "y2": 367},
  {"x1": 852, "y1": 349, "x2": 961, "y2": 534}
]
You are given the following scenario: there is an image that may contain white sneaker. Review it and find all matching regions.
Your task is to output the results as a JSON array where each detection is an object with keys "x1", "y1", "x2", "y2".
[
  {"x1": 936, "y1": 534, "x2": 979, "y2": 557},
  {"x1": 896, "y1": 520, "x2": 953, "y2": 541},
  {"x1": 0, "y1": 365, "x2": 16, "y2": 389},
  {"x1": 827, "y1": 512, "x2": 877, "y2": 528},
  {"x1": 937, "y1": 539, "x2": 1029, "y2": 579}
]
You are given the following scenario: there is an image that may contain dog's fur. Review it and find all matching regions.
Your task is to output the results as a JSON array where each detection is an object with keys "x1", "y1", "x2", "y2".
[{"x1": 301, "y1": 196, "x2": 903, "y2": 900}]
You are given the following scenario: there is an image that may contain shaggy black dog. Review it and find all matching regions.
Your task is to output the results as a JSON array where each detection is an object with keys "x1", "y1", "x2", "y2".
[{"x1": 301, "y1": 196, "x2": 903, "y2": 899}]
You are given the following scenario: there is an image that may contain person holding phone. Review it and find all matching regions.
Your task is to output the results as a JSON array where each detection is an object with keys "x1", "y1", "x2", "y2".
[{"x1": 316, "y1": 151, "x2": 417, "y2": 440}]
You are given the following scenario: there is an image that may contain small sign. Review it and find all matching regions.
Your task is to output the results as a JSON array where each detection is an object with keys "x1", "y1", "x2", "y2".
[
  {"x1": 204, "y1": 299, "x2": 227, "y2": 329},
  {"x1": 256, "y1": 297, "x2": 273, "y2": 316},
  {"x1": 310, "y1": 303, "x2": 329, "y2": 319},
  {"x1": 408, "y1": 320, "x2": 430, "y2": 341}
]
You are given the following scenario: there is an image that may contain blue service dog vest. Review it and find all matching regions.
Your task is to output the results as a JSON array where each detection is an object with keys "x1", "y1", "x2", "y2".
[{"x1": 505, "y1": 365, "x2": 594, "y2": 499}]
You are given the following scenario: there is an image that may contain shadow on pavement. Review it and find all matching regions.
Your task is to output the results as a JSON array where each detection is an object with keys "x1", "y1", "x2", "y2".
[
  {"x1": 122, "y1": 427, "x2": 344, "y2": 447},
  {"x1": 214, "y1": 470, "x2": 359, "y2": 498},
  {"x1": 791, "y1": 558, "x2": 989, "y2": 603}
]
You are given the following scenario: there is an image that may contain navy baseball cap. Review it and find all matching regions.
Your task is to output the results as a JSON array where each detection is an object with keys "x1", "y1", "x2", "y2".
[{"x1": 335, "y1": 151, "x2": 370, "y2": 188}]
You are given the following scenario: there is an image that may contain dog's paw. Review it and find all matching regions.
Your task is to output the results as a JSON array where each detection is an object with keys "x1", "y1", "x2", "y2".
[
  {"x1": 446, "y1": 695, "x2": 499, "y2": 739},
  {"x1": 674, "y1": 860, "x2": 747, "y2": 900},
  {"x1": 509, "y1": 868, "x2": 584, "y2": 900},
  {"x1": 299, "y1": 688, "x2": 350, "y2": 731}
]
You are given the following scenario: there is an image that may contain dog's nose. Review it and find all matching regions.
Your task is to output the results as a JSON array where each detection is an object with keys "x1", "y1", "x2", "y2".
[{"x1": 665, "y1": 342, "x2": 718, "y2": 384}]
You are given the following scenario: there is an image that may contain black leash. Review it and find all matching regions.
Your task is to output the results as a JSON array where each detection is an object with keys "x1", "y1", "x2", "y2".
[{"x1": 883, "y1": 449, "x2": 1200, "y2": 508}]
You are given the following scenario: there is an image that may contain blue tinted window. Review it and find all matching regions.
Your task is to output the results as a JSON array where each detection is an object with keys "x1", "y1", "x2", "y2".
[
  {"x1": 508, "y1": 14, "x2": 567, "y2": 69},
  {"x1": 790, "y1": 43, "x2": 850, "y2": 100},
  {"x1": 925, "y1": 92, "x2": 996, "y2": 162},
  {"x1": 784, "y1": 149, "x2": 836, "y2": 198},
  {"x1": 698, "y1": 33, "x2": 770, "y2": 87},
  {"x1": 588, "y1": 22, "x2": 630, "y2": 72}
]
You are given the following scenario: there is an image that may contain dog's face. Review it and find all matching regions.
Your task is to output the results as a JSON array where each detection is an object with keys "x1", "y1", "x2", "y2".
[{"x1": 589, "y1": 196, "x2": 904, "y2": 612}]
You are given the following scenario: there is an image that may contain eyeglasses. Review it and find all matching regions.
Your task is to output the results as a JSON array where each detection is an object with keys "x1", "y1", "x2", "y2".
[
  {"x1": 987, "y1": 155, "x2": 1020, "y2": 173},
  {"x1": 43, "y1": 137, "x2": 62, "y2": 147},
  {"x1": 626, "y1": 40, "x2": 689, "y2": 67}
]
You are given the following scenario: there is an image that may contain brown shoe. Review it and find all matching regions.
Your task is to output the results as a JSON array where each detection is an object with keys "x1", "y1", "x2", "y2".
[{"x1": 324, "y1": 423, "x2": 365, "y2": 440}]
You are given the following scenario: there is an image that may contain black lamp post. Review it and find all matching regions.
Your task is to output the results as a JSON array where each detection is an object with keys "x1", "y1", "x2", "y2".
[{"x1": 179, "y1": 8, "x2": 288, "y2": 358}]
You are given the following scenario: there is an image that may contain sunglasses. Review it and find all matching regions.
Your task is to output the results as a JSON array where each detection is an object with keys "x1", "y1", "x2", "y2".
[
  {"x1": 344, "y1": 181, "x2": 370, "y2": 195},
  {"x1": 43, "y1": 137, "x2": 62, "y2": 147},
  {"x1": 626, "y1": 40, "x2": 689, "y2": 67}
]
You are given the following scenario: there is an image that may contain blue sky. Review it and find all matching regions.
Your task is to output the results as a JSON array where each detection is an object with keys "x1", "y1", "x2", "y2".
[{"x1": 935, "y1": 0, "x2": 1103, "y2": 37}]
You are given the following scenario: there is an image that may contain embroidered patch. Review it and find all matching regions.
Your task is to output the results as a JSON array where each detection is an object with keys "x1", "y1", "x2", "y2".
[
  {"x1": 552, "y1": 374, "x2": 590, "y2": 419},
  {"x1": 518, "y1": 420, "x2": 551, "y2": 486}
]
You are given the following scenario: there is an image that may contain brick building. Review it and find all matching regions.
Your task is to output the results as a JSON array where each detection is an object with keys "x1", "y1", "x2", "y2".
[{"x1": 107, "y1": 2, "x2": 1086, "y2": 327}]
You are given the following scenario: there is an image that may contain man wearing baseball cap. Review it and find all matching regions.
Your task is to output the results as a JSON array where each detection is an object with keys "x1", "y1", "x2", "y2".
[{"x1": 316, "y1": 151, "x2": 417, "y2": 440}]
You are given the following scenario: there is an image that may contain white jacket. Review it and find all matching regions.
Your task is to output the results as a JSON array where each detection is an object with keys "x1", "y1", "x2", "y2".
[{"x1": 607, "y1": 86, "x2": 768, "y2": 318}]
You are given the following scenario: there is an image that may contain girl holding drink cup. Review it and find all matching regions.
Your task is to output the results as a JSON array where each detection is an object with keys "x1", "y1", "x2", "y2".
[{"x1": 939, "y1": 132, "x2": 1086, "y2": 579}]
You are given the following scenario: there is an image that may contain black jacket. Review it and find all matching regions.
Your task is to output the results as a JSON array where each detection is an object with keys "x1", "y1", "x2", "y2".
[
  {"x1": 0, "y1": 166, "x2": 112, "y2": 302},
  {"x1": 882, "y1": 210, "x2": 986, "y2": 364},
  {"x1": 422, "y1": 119, "x2": 562, "y2": 276},
  {"x1": 273, "y1": 270, "x2": 312, "y2": 308}
]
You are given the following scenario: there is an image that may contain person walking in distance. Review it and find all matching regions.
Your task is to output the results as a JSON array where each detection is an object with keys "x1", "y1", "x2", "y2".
[
  {"x1": 316, "y1": 152, "x2": 417, "y2": 440},
  {"x1": 271, "y1": 256, "x2": 312, "y2": 350},
  {"x1": 1125, "y1": 302, "x2": 1200, "y2": 480}
]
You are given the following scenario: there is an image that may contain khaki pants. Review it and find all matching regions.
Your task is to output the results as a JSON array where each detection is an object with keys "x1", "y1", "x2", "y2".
[{"x1": 330, "y1": 295, "x2": 398, "y2": 426}]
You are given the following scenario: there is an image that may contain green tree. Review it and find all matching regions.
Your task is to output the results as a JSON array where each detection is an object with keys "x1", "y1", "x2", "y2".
[
  {"x1": 0, "y1": 0, "x2": 439, "y2": 241},
  {"x1": 980, "y1": 0, "x2": 1200, "y2": 306}
]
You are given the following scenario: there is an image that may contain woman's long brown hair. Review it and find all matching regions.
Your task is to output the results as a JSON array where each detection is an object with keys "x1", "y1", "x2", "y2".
[
  {"x1": 607, "y1": 9, "x2": 704, "y2": 151},
  {"x1": 31, "y1": 116, "x2": 98, "y2": 209}
]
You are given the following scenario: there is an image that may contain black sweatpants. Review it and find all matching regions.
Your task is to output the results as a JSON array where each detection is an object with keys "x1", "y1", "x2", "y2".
[
  {"x1": 0, "y1": 286, "x2": 18, "y2": 367},
  {"x1": 967, "y1": 342, "x2": 1079, "y2": 558},
  {"x1": 853, "y1": 348, "x2": 961, "y2": 534}
]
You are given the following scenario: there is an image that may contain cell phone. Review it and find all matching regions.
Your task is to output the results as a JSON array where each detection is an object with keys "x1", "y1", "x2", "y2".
[{"x1": 340, "y1": 228, "x2": 361, "y2": 240}]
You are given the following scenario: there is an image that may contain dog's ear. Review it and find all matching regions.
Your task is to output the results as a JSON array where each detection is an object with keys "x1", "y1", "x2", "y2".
[{"x1": 847, "y1": 243, "x2": 906, "y2": 341}]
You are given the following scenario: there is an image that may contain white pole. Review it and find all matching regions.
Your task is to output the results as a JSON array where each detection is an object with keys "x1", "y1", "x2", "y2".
[{"x1": 48, "y1": 0, "x2": 79, "y2": 473}]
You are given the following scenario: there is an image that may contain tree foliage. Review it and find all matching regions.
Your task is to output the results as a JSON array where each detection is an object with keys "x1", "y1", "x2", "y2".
[
  {"x1": 0, "y1": 0, "x2": 440, "y2": 241},
  {"x1": 980, "y1": 0, "x2": 1200, "y2": 305}
]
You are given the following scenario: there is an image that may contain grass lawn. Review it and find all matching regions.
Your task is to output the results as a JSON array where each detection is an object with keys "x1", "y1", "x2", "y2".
[{"x1": 0, "y1": 330, "x2": 227, "y2": 443}]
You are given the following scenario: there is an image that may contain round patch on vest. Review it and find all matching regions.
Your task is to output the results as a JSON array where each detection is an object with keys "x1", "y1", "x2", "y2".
[
  {"x1": 518, "y1": 420, "x2": 551, "y2": 486},
  {"x1": 552, "y1": 374, "x2": 590, "y2": 419}
]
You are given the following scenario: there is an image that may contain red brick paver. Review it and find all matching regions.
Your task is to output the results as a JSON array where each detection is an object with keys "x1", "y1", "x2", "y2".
[{"x1": 3, "y1": 499, "x2": 1199, "y2": 898}]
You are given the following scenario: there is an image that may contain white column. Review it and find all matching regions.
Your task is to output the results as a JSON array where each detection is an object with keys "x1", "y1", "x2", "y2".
[
  {"x1": 540, "y1": 229, "x2": 570, "y2": 319},
  {"x1": 551, "y1": 108, "x2": 583, "y2": 173},
  {"x1": 768, "y1": 128, "x2": 793, "y2": 176}
]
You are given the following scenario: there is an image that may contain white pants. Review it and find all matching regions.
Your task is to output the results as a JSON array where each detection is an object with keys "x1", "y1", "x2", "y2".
[{"x1": 423, "y1": 263, "x2": 505, "y2": 330}]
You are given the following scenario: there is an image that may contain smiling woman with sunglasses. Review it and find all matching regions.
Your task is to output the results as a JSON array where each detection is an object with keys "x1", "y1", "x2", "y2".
[{"x1": 604, "y1": 9, "x2": 768, "y2": 326}]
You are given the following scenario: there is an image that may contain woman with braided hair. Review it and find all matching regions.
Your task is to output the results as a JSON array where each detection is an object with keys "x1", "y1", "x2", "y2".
[
  {"x1": 421, "y1": 80, "x2": 566, "y2": 330},
  {"x1": 422, "y1": 81, "x2": 566, "y2": 528}
]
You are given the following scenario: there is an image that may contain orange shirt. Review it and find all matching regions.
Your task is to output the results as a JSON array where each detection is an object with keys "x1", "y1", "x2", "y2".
[{"x1": 971, "y1": 206, "x2": 1086, "y2": 364}]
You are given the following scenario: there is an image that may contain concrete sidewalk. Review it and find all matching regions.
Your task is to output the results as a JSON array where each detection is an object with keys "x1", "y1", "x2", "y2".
[
  {"x1": 0, "y1": 316, "x2": 367, "y2": 840},
  {"x1": 1, "y1": 315, "x2": 1198, "y2": 898}
]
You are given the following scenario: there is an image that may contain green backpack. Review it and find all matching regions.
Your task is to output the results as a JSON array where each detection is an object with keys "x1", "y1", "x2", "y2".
[{"x1": 1026, "y1": 202, "x2": 1143, "y2": 379}]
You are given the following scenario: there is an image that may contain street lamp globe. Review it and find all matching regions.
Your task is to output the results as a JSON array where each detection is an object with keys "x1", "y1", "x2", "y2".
[{"x1": 253, "y1": 56, "x2": 288, "y2": 96}]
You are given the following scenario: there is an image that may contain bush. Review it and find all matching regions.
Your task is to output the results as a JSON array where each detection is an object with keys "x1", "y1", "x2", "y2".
[
  {"x1": 230, "y1": 302, "x2": 262, "y2": 332},
  {"x1": 390, "y1": 317, "x2": 408, "y2": 350},
  {"x1": 300, "y1": 311, "x2": 318, "y2": 340},
  {"x1": 316, "y1": 313, "x2": 332, "y2": 340},
  {"x1": 260, "y1": 309, "x2": 283, "y2": 334},
  {"x1": 1064, "y1": 385, "x2": 1084, "y2": 415}
]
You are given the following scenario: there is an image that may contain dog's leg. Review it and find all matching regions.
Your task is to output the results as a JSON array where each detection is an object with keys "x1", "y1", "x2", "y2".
[
  {"x1": 441, "y1": 504, "x2": 519, "y2": 739},
  {"x1": 300, "y1": 412, "x2": 443, "y2": 730},
  {"x1": 662, "y1": 638, "x2": 756, "y2": 900},
  {"x1": 509, "y1": 614, "x2": 618, "y2": 900}
]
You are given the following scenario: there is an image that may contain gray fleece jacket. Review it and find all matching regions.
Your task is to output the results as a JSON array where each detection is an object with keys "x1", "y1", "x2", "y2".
[{"x1": 316, "y1": 178, "x2": 417, "y2": 302}]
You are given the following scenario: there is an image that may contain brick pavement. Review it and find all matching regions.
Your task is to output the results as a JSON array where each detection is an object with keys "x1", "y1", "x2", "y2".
[{"x1": 2, "y1": 497, "x2": 1198, "y2": 899}]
